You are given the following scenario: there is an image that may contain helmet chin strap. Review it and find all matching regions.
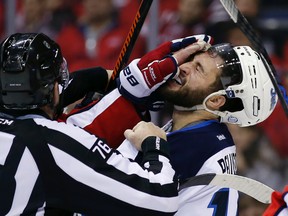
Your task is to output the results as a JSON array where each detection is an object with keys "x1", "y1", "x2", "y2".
[{"x1": 173, "y1": 90, "x2": 227, "y2": 118}]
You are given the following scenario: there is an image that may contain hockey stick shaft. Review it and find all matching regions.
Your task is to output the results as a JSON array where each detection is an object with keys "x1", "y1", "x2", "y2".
[
  {"x1": 220, "y1": 0, "x2": 288, "y2": 116},
  {"x1": 110, "y1": 0, "x2": 153, "y2": 83},
  {"x1": 179, "y1": 173, "x2": 274, "y2": 204}
]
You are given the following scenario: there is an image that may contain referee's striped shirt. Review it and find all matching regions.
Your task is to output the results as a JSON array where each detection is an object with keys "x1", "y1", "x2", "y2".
[{"x1": 0, "y1": 113, "x2": 178, "y2": 216}]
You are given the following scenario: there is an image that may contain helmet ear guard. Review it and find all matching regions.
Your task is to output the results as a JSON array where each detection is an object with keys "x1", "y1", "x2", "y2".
[{"x1": 0, "y1": 33, "x2": 69, "y2": 110}]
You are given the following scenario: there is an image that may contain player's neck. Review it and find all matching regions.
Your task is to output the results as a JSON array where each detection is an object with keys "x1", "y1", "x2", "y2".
[{"x1": 172, "y1": 110, "x2": 218, "y2": 131}]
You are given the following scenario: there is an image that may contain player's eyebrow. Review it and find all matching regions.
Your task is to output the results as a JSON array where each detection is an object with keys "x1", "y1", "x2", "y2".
[
  {"x1": 185, "y1": 51, "x2": 205, "y2": 63},
  {"x1": 184, "y1": 54, "x2": 194, "y2": 63}
]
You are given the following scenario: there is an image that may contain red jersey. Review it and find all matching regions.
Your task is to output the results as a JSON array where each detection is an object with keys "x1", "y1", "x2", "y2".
[{"x1": 60, "y1": 89, "x2": 145, "y2": 148}]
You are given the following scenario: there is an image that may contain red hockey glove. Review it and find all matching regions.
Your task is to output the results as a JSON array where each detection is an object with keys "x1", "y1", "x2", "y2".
[
  {"x1": 137, "y1": 34, "x2": 213, "y2": 69},
  {"x1": 118, "y1": 34, "x2": 213, "y2": 104}
]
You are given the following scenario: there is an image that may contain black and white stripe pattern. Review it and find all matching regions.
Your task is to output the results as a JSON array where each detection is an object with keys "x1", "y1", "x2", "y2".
[{"x1": 0, "y1": 115, "x2": 178, "y2": 216}]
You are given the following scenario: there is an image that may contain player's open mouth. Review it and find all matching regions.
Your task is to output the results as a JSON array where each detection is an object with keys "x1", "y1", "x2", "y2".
[{"x1": 172, "y1": 76, "x2": 182, "y2": 85}]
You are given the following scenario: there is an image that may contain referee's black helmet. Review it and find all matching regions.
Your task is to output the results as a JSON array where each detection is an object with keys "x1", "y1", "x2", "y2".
[{"x1": 0, "y1": 33, "x2": 69, "y2": 110}]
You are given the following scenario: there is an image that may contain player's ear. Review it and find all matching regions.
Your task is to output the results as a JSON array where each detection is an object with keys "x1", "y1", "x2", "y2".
[{"x1": 205, "y1": 94, "x2": 226, "y2": 110}]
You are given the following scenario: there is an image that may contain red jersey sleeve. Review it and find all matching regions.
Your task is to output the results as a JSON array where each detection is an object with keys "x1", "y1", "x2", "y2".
[{"x1": 63, "y1": 89, "x2": 147, "y2": 148}]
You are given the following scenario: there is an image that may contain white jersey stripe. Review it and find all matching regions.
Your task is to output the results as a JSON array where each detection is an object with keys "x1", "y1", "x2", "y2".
[
  {"x1": 66, "y1": 89, "x2": 121, "y2": 128},
  {"x1": 0, "y1": 132, "x2": 14, "y2": 165},
  {"x1": 107, "y1": 152, "x2": 174, "y2": 184},
  {"x1": 49, "y1": 144, "x2": 178, "y2": 212},
  {"x1": 6, "y1": 148, "x2": 39, "y2": 216},
  {"x1": 34, "y1": 118, "x2": 97, "y2": 149}
]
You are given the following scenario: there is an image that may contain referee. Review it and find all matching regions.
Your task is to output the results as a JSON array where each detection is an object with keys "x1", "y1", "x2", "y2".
[{"x1": 0, "y1": 33, "x2": 178, "y2": 216}]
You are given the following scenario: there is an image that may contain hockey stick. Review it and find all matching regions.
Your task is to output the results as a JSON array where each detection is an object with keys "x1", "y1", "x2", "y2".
[
  {"x1": 77, "y1": 1, "x2": 152, "y2": 105},
  {"x1": 179, "y1": 173, "x2": 274, "y2": 204},
  {"x1": 109, "y1": 0, "x2": 153, "y2": 84},
  {"x1": 219, "y1": 0, "x2": 288, "y2": 117}
]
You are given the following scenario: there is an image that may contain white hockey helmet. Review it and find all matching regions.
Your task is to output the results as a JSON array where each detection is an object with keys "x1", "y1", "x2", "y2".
[{"x1": 203, "y1": 43, "x2": 278, "y2": 127}]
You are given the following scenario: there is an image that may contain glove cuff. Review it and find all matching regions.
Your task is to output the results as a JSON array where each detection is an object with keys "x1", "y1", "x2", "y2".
[
  {"x1": 119, "y1": 59, "x2": 151, "y2": 98},
  {"x1": 117, "y1": 78, "x2": 150, "y2": 104}
]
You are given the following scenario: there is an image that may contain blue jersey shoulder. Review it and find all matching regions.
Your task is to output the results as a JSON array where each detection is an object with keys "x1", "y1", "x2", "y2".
[{"x1": 167, "y1": 120, "x2": 235, "y2": 180}]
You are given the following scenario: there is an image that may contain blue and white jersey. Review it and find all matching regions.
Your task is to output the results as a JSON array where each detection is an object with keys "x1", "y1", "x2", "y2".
[
  {"x1": 118, "y1": 120, "x2": 239, "y2": 216},
  {"x1": 168, "y1": 120, "x2": 239, "y2": 216}
]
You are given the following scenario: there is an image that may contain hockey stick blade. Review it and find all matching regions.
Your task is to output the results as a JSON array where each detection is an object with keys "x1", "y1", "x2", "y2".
[
  {"x1": 179, "y1": 173, "x2": 274, "y2": 204},
  {"x1": 220, "y1": 0, "x2": 288, "y2": 117},
  {"x1": 110, "y1": 0, "x2": 153, "y2": 82}
]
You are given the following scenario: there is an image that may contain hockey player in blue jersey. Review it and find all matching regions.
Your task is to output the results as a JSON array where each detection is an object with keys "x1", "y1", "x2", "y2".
[{"x1": 118, "y1": 42, "x2": 278, "y2": 215}]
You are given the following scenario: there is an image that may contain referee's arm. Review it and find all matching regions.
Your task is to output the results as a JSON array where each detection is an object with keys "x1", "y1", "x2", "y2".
[
  {"x1": 45, "y1": 122, "x2": 178, "y2": 215},
  {"x1": 25, "y1": 119, "x2": 178, "y2": 215}
]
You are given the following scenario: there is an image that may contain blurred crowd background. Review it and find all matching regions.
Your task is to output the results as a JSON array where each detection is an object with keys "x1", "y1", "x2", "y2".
[{"x1": 1, "y1": 0, "x2": 288, "y2": 215}]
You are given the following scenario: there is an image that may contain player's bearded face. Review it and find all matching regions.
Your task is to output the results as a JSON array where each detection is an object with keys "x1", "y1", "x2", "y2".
[
  {"x1": 156, "y1": 52, "x2": 222, "y2": 108},
  {"x1": 157, "y1": 81, "x2": 217, "y2": 108}
]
